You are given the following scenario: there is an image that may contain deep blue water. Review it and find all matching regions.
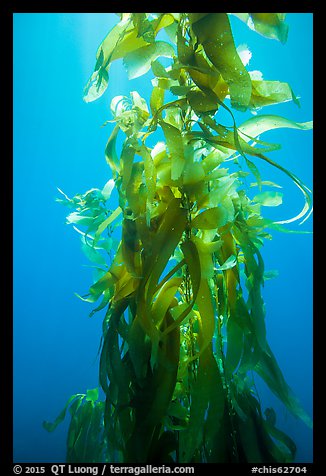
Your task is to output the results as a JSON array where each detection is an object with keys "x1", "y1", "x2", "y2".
[{"x1": 13, "y1": 13, "x2": 313, "y2": 463}]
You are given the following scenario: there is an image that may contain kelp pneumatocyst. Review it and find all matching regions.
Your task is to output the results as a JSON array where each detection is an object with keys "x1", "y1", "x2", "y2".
[{"x1": 44, "y1": 13, "x2": 312, "y2": 464}]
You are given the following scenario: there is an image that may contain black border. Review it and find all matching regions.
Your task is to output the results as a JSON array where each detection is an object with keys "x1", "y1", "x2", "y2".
[
  {"x1": 4, "y1": 2, "x2": 319, "y2": 472},
  {"x1": 2, "y1": 2, "x2": 14, "y2": 470}
]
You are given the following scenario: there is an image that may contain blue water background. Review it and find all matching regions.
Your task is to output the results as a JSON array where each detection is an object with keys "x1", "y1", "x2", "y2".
[{"x1": 13, "y1": 13, "x2": 313, "y2": 462}]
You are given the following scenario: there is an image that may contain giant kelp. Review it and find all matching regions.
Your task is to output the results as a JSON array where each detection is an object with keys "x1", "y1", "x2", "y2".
[{"x1": 44, "y1": 13, "x2": 312, "y2": 463}]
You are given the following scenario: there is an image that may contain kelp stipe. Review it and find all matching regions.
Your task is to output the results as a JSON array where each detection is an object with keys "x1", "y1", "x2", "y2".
[{"x1": 44, "y1": 13, "x2": 313, "y2": 463}]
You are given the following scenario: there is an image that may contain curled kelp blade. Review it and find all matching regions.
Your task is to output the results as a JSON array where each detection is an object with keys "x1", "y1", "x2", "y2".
[
  {"x1": 238, "y1": 115, "x2": 313, "y2": 224},
  {"x1": 201, "y1": 113, "x2": 313, "y2": 225},
  {"x1": 84, "y1": 13, "x2": 176, "y2": 102},
  {"x1": 256, "y1": 153, "x2": 312, "y2": 225},
  {"x1": 230, "y1": 13, "x2": 289, "y2": 44},
  {"x1": 83, "y1": 15, "x2": 132, "y2": 102},
  {"x1": 123, "y1": 41, "x2": 175, "y2": 79}
]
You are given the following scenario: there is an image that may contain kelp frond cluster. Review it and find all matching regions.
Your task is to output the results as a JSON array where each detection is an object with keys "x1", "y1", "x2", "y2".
[{"x1": 45, "y1": 13, "x2": 312, "y2": 463}]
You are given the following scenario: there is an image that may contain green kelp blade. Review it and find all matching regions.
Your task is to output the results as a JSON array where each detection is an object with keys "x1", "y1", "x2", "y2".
[
  {"x1": 93, "y1": 206, "x2": 122, "y2": 244},
  {"x1": 190, "y1": 240, "x2": 218, "y2": 355},
  {"x1": 144, "y1": 198, "x2": 187, "y2": 302},
  {"x1": 196, "y1": 277, "x2": 216, "y2": 354},
  {"x1": 67, "y1": 400, "x2": 95, "y2": 463},
  {"x1": 127, "y1": 311, "x2": 152, "y2": 382},
  {"x1": 250, "y1": 80, "x2": 300, "y2": 110},
  {"x1": 66, "y1": 212, "x2": 94, "y2": 228},
  {"x1": 191, "y1": 13, "x2": 252, "y2": 110},
  {"x1": 82, "y1": 401, "x2": 107, "y2": 462},
  {"x1": 106, "y1": 304, "x2": 131, "y2": 404},
  {"x1": 83, "y1": 68, "x2": 109, "y2": 104},
  {"x1": 127, "y1": 311, "x2": 180, "y2": 462},
  {"x1": 161, "y1": 240, "x2": 201, "y2": 338},
  {"x1": 138, "y1": 144, "x2": 157, "y2": 224},
  {"x1": 105, "y1": 124, "x2": 120, "y2": 178},
  {"x1": 155, "y1": 258, "x2": 185, "y2": 292},
  {"x1": 255, "y1": 344, "x2": 313, "y2": 428},
  {"x1": 101, "y1": 178, "x2": 116, "y2": 200},
  {"x1": 236, "y1": 116, "x2": 313, "y2": 210},
  {"x1": 236, "y1": 408, "x2": 266, "y2": 462},
  {"x1": 252, "y1": 191, "x2": 283, "y2": 207},
  {"x1": 191, "y1": 236, "x2": 224, "y2": 279},
  {"x1": 83, "y1": 15, "x2": 132, "y2": 102},
  {"x1": 177, "y1": 28, "x2": 222, "y2": 97},
  {"x1": 203, "y1": 364, "x2": 225, "y2": 462},
  {"x1": 234, "y1": 390, "x2": 288, "y2": 463},
  {"x1": 43, "y1": 393, "x2": 85, "y2": 432},
  {"x1": 263, "y1": 270, "x2": 279, "y2": 281},
  {"x1": 216, "y1": 254, "x2": 237, "y2": 271},
  {"x1": 269, "y1": 427, "x2": 297, "y2": 462},
  {"x1": 80, "y1": 241, "x2": 107, "y2": 265},
  {"x1": 192, "y1": 206, "x2": 229, "y2": 230},
  {"x1": 84, "y1": 14, "x2": 153, "y2": 103},
  {"x1": 121, "y1": 218, "x2": 142, "y2": 277},
  {"x1": 255, "y1": 153, "x2": 312, "y2": 225},
  {"x1": 262, "y1": 408, "x2": 296, "y2": 461},
  {"x1": 236, "y1": 131, "x2": 282, "y2": 154},
  {"x1": 89, "y1": 271, "x2": 115, "y2": 301},
  {"x1": 130, "y1": 90, "x2": 150, "y2": 122},
  {"x1": 250, "y1": 180, "x2": 282, "y2": 189},
  {"x1": 225, "y1": 314, "x2": 244, "y2": 376},
  {"x1": 202, "y1": 131, "x2": 262, "y2": 188},
  {"x1": 180, "y1": 346, "x2": 224, "y2": 462},
  {"x1": 111, "y1": 14, "x2": 175, "y2": 64},
  {"x1": 86, "y1": 387, "x2": 99, "y2": 403},
  {"x1": 167, "y1": 399, "x2": 189, "y2": 421},
  {"x1": 150, "y1": 83, "x2": 165, "y2": 116},
  {"x1": 205, "y1": 125, "x2": 276, "y2": 162},
  {"x1": 84, "y1": 13, "x2": 176, "y2": 102},
  {"x1": 217, "y1": 115, "x2": 312, "y2": 224},
  {"x1": 250, "y1": 13, "x2": 289, "y2": 44},
  {"x1": 151, "y1": 311, "x2": 180, "y2": 423},
  {"x1": 238, "y1": 114, "x2": 313, "y2": 139},
  {"x1": 160, "y1": 120, "x2": 185, "y2": 180},
  {"x1": 196, "y1": 94, "x2": 263, "y2": 188},
  {"x1": 151, "y1": 276, "x2": 183, "y2": 327},
  {"x1": 247, "y1": 251, "x2": 268, "y2": 353},
  {"x1": 120, "y1": 141, "x2": 136, "y2": 197},
  {"x1": 74, "y1": 400, "x2": 106, "y2": 460},
  {"x1": 245, "y1": 215, "x2": 312, "y2": 236},
  {"x1": 114, "y1": 269, "x2": 139, "y2": 302},
  {"x1": 132, "y1": 13, "x2": 156, "y2": 43},
  {"x1": 100, "y1": 299, "x2": 130, "y2": 401},
  {"x1": 124, "y1": 162, "x2": 146, "y2": 216},
  {"x1": 123, "y1": 41, "x2": 175, "y2": 79},
  {"x1": 231, "y1": 13, "x2": 289, "y2": 44},
  {"x1": 88, "y1": 288, "x2": 112, "y2": 317},
  {"x1": 186, "y1": 88, "x2": 220, "y2": 115},
  {"x1": 178, "y1": 240, "x2": 201, "y2": 310},
  {"x1": 183, "y1": 160, "x2": 206, "y2": 186},
  {"x1": 66, "y1": 398, "x2": 85, "y2": 461},
  {"x1": 151, "y1": 58, "x2": 171, "y2": 78}
]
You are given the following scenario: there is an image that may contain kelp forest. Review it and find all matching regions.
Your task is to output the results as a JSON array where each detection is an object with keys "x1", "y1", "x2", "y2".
[{"x1": 44, "y1": 13, "x2": 313, "y2": 464}]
